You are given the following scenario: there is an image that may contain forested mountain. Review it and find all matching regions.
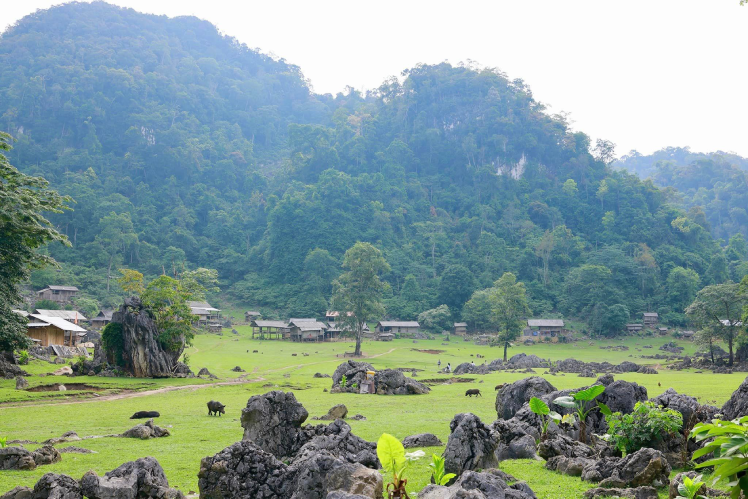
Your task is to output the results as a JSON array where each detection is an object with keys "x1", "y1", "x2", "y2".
[
  {"x1": 616, "y1": 149, "x2": 748, "y2": 243},
  {"x1": 2, "y1": 2, "x2": 746, "y2": 333}
]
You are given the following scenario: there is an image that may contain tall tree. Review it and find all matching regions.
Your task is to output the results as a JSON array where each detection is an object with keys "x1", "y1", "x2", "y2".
[
  {"x1": 0, "y1": 132, "x2": 71, "y2": 351},
  {"x1": 686, "y1": 282, "x2": 747, "y2": 366},
  {"x1": 490, "y1": 272, "x2": 531, "y2": 362},
  {"x1": 331, "y1": 242, "x2": 390, "y2": 356}
]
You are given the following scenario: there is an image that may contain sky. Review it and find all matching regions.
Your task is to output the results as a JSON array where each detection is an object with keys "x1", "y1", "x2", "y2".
[{"x1": 3, "y1": 0, "x2": 747, "y2": 158}]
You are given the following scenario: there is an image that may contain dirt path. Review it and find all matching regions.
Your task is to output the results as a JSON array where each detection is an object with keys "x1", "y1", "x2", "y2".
[{"x1": 0, "y1": 347, "x2": 401, "y2": 409}]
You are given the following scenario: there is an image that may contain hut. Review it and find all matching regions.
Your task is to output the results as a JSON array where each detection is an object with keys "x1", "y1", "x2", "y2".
[
  {"x1": 288, "y1": 319, "x2": 328, "y2": 342},
  {"x1": 525, "y1": 319, "x2": 565, "y2": 342},
  {"x1": 643, "y1": 312, "x2": 659, "y2": 327},
  {"x1": 374, "y1": 321, "x2": 420, "y2": 336},
  {"x1": 90, "y1": 310, "x2": 113, "y2": 330},
  {"x1": 453, "y1": 322, "x2": 468, "y2": 336},
  {"x1": 188, "y1": 301, "x2": 221, "y2": 326},
  {"x1": 36, "y1": 285, "x2": 79, "y2": 304},
  {"x1": 244, "y1": 311, "x2": 261, "y2": 322},
  {"x1": 25, "y1": 313, "x2": 87, "y2": 347},
  {"x1": 250, "y1": 320, "x2": 290, "y2": 340},
  {"x1": 626, "y1": 323, "x2": 644, "y2": 333},
  {"x1": 34, "y1": 309, "x2": 88, "y2": 323}
]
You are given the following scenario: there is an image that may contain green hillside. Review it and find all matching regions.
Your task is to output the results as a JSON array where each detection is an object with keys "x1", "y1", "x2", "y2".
[{"x1": 2, "y1": 2, "x2": 746, "y2": 330}]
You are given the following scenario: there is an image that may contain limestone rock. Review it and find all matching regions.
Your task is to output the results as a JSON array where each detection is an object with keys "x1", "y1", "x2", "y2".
[
  {"x1": 241, "y1": 390, "x2": 310, "y2": 458},
  {"x1": 318, "y1": 404, "x2": 348, "y2": 421},
  {"x1": 29, "y1": 473, "x2": 81, "y2": 499},
  {"x1": 507, "y1": 353, "x2": 548, "y2": 369},
  {"x1": 121, "y1": 419, "x2": 170, "y2": 439},
  {"x1": 721, "y1": 375, "x2": 748, "y2": 420},
  {"x1": 331, "y1": 361, "x2": 429, "y2": 395},
  {"x1": 537, "y1": 434, "x2": 595, "y2": 460},
  {"x1": 80, "y1": 456, "x2": 183, "y2": 499},
  {"x1": 402, "y1": 433, "x2": 443, "y2": 448},
  {"x1": 495, "y1": 376, "x2": 556, "y2": 420},
  {"x1": 0, "y1": 352, "x2": 28, "y2": 380},
  {"x1": 0, "y1": 447, "x2": 37, "y2": 471},
  {"x1": 584, "y1": 486, "x2": 658, "y2": 498},
  {"x1": 580, "y1": 448, "x2": 671, "y2": 488},
  {"x1": 443, "y1": 413, "x2": 499, "y2": 477},
  {"x1": 15, "y1": 376, "x2": 28, "y2": 390},
  {"x1": 546, "y1": 456, "x2": 595, "y2": 476},
  {"x1": 419, "y1": 470, "x2": 536, "y2": 499}
]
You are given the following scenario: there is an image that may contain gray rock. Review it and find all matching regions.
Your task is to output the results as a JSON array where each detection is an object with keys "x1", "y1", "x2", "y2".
[
  {"x1": 495, "y1": 377, "x2": 556, "y2": 420},
  {"x1": 15, "y1": 376, "x2": 28, "y2": 390},
  {"x1": 197, "y1": 367, "x2": 212, "y2": 377},
  {"x1": 578, "y1": 369, "x2": 596, "y2": 378},
  {"x1": 319, "y1": 404, "x2": 348, "y2": 420},
  {"x1": 580, "y1": 448, "x2": 671, "y2": 488},
  {"x1": 0, "y1": 447, "x2": 37, "y2": 471},
  {"x1": 402, "y1": 433, "x2": 443, "y2": 448},
  {"x1": 29, "y1": 473, "x2": 81, "y2": 499},
  {"x1": 31, "y1": 446, "x2": 62, "y2": 467},
  {"x1": 537, "y1": 434, "x2": 595, "y2": 460},
  {"x1": 58, "y1": 447, "x2": 96, "y2": 454},
  {"x1": 453, "y1": 363, "x2": 495, "y2": 375},
  {"x1": 0, "y1": 486, "x2": 33, "y2": 499},
  {"x1": 332, "y1": 360, "x2": 375, "y2": 391},
  {"x1": 325, "y1": 493, "x2": 370, "y2": 499},
  {"x1": 507, "y1": 353, "x2": 547, "y2": 369},
  {"x1": 0, "y1": 352, "x2": 28, "y2": 380},
  {"x1": 121, "y1": 419, "x2": 170, "y2": 439},
  {"x1": 584, "y1": 486, "x2": 658, "y2": 498},
  {"x1": 314, "y1": 372, "x2": 331, "y2": 378},
  {"x1": 331, "y1": 361, "x2": 429, "y2": 395},
  {"x1": 419, "y1": 470, "x2": 536, "y2": 499},
  {"x1": 721, "y1": 375, "x2": 748, "y2": 420},
  {"x1": 80, "y1": 456, "x2": 183, "y2": 498},
  {"x1": 546, "y1": 455, "x2": 595, "y2": 476},
  {"x1": 443, "y1": 413, "x2": 499, "y2": 477}
]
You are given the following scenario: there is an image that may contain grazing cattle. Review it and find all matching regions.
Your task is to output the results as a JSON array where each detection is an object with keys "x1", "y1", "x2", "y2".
[
  {"x1": 465, "y1": 389, "x2": 482, "y2": 397},
  {"x1": 207, "y1": 400, "x2": 226, "y2": 416},
  {"x1": 130, "y1": 411, "x2": 160, "y2": 419},
  {"x1": 495, "y1": 384, "x2": 505, "y2": 391},
  {"x1": 253, "y1": 350, "x2": 258, "y2": 353}
]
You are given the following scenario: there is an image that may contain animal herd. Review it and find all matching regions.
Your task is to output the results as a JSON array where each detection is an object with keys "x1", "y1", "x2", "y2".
[{"x1": 128, "y1": 400, "x2": 225, "y2": 420}]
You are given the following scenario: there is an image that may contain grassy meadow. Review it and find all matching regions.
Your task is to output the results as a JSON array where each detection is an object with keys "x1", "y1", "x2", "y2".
[{"x1": 0, "y1": 327, "x2": 744, "y2": 498}]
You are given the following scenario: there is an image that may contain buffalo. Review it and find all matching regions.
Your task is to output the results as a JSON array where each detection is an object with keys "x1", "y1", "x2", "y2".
[
  {"x1": 465, "y1": 389, "x2": 482, "y2": 397},
  {"x1": 130, "y1": 411, "x2": 160, "y2": 419},
  {"x1": 207, "y1": 400, "x2": 226, "y2": 416}
]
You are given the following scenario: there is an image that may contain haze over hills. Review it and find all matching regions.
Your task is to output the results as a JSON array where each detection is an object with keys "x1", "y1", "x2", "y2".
[{"x1": 1, "y1": 2, "x2": 747, "y2": 332}]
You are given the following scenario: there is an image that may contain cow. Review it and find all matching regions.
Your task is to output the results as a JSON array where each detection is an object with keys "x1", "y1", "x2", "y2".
[
  {"x1": 465, "y1": 389, "x2": 482, "y2": 397},
  {"x1": 495, "y1": 383, "x2": 505, "y2": 391},
  {"x1": 207, "y1": 400, "x2": 226, "y2": 416},
  {"x1": 130, "y1": 411, "x2": 160, "y2": 419}
]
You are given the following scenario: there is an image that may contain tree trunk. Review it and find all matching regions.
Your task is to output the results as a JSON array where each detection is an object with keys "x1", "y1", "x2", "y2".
[
  {"x1": 354, "y1": 322, "x2": 362, "y2": 356},
  {"x1": 579, "y1": 419, "x2": 587, "y2": 444},
  {"x1": 107, "y1": 254, "x2": 113, "y2": 292},
  {"x1": 729, "y1": 336, "x2": 734, "y2": 366},
  {"x1": 503, "y1": 341, "x2": 508, "y2": 362}
]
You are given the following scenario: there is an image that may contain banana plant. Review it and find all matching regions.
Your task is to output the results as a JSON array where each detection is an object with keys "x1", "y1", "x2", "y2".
[
  {"x1": 529, "y1": 397, "x2": 562, "y2": 441},
  {"x1": 691, "y1": 415, "x2": 748, "y2": 499},
  {"x1": 553, "y1": 385, "x2": 612, "y2": 444}
]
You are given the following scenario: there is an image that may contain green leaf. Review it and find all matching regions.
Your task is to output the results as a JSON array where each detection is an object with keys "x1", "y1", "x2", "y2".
[
  {"x1": 574, "y1": 384, "x2": 605, "y2": 402},
  {"x1": 529, "y1": 397, "x2": 550, "y2": 416},
  {"x1": 549, "y1": 411, "x2": 562, "y2": 422},
  {"x1": 376, "y1": 433, "x2": 405, "y2": 472},
  {"x1": 439, "y1": 473, "x2": 456, "y2": 485},
  {"x1": 553, "y1": 396, "x2": 576, "y2": 409},
  {"x1": 597, "y1": 402, "x2": 612, "y2": 417}
]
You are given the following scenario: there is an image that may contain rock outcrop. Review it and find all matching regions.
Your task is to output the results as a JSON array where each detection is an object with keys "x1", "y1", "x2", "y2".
[
  {"x1": 0, "y1": 352, "x2": 27, "y2": 380},
  {"x1": 330, "y1": 361, "x2": 429, "y2": 395},
  {"x1": 580, "y1": 448, "x2": 671, "y2": 488},
  {"x1": 317, "y1": 404, "x2": 348, "y2": 421},
  {"x1": 80, "y1": 457, "x2": 184, "y2": 498},
  {"x1": 121, "y1": 419, "x2": 170, "y2": 439},
  {"x1": 584, "y1": 486, "x2": 658, "y2": 499},
  {"x1": 650, "y1": 388, "x2": 717, "y2": 426},
  {"x1": 443, "y1": 413, "x2": 499, "y2": 477},
  {"x1": 109, "y1": 297, "x2": 185, "y2": 378},
  {"x1": 418, "y1": 470, "x2": 536, "y2": 499},
  {"x1": 402, "y1": 433, "x2": 443, "y2": 448},
  {"x1": 721, "y1": 375, "x2": 748, "y2": 420},
  {"x1": 14, "y1": 376, "x2": 28, "y2": 390},
  {"x1": 495, "y1": 376, "x2": 556, "y2": 420},
  {"x1": 0, "y1": 446, "x2": 60, "y2": 471}
]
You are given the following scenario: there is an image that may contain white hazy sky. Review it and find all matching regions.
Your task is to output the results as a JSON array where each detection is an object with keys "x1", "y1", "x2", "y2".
[{"x1": 3, "y1": 0, "x2": 747, "y2": 157}]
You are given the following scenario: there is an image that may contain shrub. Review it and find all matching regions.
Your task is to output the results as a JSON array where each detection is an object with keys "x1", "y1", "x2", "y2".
[
  {"x1": 554, "y1": 385, "x2": 611, "y2": 444},
  {"x1": 691, "y1": 415, "x2": 748, "y2": 498},
  {"x1": 17, "y1": 350, "x2": 29, "y2": 365},
  {"x1": 604, "y1": 401, "x2": 682, "y2": 455},
  {"x1": 429, "y1": 454, "x2": 456, "y2": 486},
  {"x1": 101, "y1": 322, "x2": 124, "y2": 366}
]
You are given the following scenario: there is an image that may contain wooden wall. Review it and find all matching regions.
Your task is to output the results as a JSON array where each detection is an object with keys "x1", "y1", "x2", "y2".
[{"x1": 27, "y1": 326, "x2": 66, "y2": 346}]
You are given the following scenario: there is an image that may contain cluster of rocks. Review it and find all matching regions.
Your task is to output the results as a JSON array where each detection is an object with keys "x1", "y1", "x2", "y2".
[
  {"x1": 122, "y1": 419, "x2": 171, "y2": 440},
  {"x1": 450, "y1": 353, "x2": 549, "y2": 375},
  {"x1": 659, "y1": 341, "x2": 684, "y2": 354},
  {"x1": 199, "y1": 390, "x2": 382, "y2": 498},
  {"x1": 549, "y1": 358, "x2": 657, "y2": 376},
  {"x1": 0, "y1": 445, "x2": 60, "y2": 471},
  {"x1": 330, "y1": 361, "x2": 429, "y2": 395},
  {"x1": 0, "y1": 352, "x2": 28, "y2": 380},
  {"x1": 419, "y1": 469, "x2": 536, "y2": 499},
  {"x1": 401, "y1": 433, "x2": 443, "y2": 448},
  {"x1": 1, "y1": 457, "x2": 183, "y2": 499}
]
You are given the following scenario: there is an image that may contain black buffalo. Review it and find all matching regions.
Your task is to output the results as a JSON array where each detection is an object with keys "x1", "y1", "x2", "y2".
[
  {"x1": 465, "y1": 389, "x2": 482, "y2": 397},
  {"x1": 130, "y1": 411, "x2": 160, "y2": 419},
  {"x1": 207, "y1": 400, "x2": 226, "y2": 416}
]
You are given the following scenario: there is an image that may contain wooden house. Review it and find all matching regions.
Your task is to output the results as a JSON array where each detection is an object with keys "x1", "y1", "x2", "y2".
[
  {"x1": 35, "y1": 309, "x2": 88, "y2": 323},
  {"x1": 643, "y1": 312, "x2": 659, "y2": 327},
  {"x1": 90, "y1": 310, "x2": 113, "y2": 330},
  {"x1": 244, "y1": 311, "x2": 261, "y2": 322},
  {"x1": 453, "y1": 322, "x2": 468, "y2": 336},
  {"x1": 525, "y1": 319, "x2": 565, "y2": 342},
  {"x1": 626, "y1": 323, "x2": 644, "y2": 333},
  {"x1": 375, "y1": 321, "x2": 420, "y2": 335},
  {"x1": 250, "y1": 320, "x2": 290, "y2": 339},
  {"x1": 36, "y1": 285, "x2": 79, "y2": 304},
  {"x1": 188, "y1": 301, "x2": 221, "y2": 326},
  {"x1": 25, "y1": 313, "x2": 87, "y2": 347},
  {"x1": 288, "y1": 319, "x2": 328, "y2": 342}
]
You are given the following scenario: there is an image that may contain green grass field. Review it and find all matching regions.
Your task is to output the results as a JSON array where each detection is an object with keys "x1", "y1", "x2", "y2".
[{"x1": 0, "y1": 328, "x2": 744, "y2": 498}]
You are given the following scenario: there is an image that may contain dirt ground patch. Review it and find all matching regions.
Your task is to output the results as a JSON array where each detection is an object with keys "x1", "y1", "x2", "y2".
[
  {"x1": 26, "y1": 383, "x2": 106, "y2": 392},
  {"x1": 411, "y1": 349, "x2": 445, "y2": 354}
]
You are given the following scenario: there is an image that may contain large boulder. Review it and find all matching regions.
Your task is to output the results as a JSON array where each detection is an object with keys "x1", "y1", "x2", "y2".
[
  {"x1": 402, "y1": 433, "x2": 443, "y2": 448},
  {"x1": 241, "y1": 390, "x2": 310, "y2": 458},
  {"x1": 318, "y1": 404, "x2": 348, "y2": 421},
  {"x1": 0, "y1": 352, "x2": 27, "y2": 380},
  {"x1": 15, "y1": 376, "x2": 28, "y2": 390},
  {"x1": 296, "y1": 419, "x2": 378, "y2": 468},
  {"x1": 650, "y1": 388, "x2": 717, "y2": 426},
  {"x1": 80, "y1": 457, "x2": 183, "y2": 498},
  {"x1": 495, "y1": 377, "x2": 556, "y2": 420},
  {"x1": 452, "y1": 363, "x2": 495, "y2": 375},
  {"x1": 546, "y1": 456, "x2": 596, "y2": 477},
  {"x1": 537, "y1": 434, "x2": 596, "y2": 460},
  {"x1": 27, "y1": 473, "x2": 81, "y2": 499},
  {"x1": 721, "y1": 375, "x2": 748, "y2": 420},
  {"x1": 331, "y1": 361, "x2": 375, "y2": 392},
  {"x1": 492, "y1": 418, "x2": 540, "y2": 461},
  {"x1": 109, "y1": 297, "x2": 184, "y2": 378},
  {"x1": 584, "y1": 487, "x2": 658, "y2": 499},
  {"x1": 419, "y1": 470, "x2": 536, "y2": 499},
  {"x1": 507, "y1": 353, "x2": 547, "y2": 369},
  {"x1": 121, "y1": 419, "x2": 170, "y2": 439},
  {"x1": 443, "y1": 413, "x2": 499, "y2": 477},
  {"x1": 373, "y1": 369, "x2": 429, "y2": 395},
  {"x1": 581, "y1": 448, "x2": 671, "y2": 488},
  {"x1": 0, "y1": 446, "x2": 60, "y2": 471}
]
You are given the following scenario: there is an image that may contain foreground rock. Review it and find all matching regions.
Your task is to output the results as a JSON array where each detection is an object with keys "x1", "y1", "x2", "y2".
[
  {"x1": 108, "y1": 297, "x2": 185, "y2": 377},
  {"x1": 402, "y1": 433, "x2": 443, "y2": 448},
  {"x1": 495, "y1": 376, "x2": 556, "y2": 420},
  {"x1": 584, "y1": 486, "x2": 658, "y2": 499},
  {"x1": 419, "y1": 470, "x2": 536, "y2": 499},
  {"x1": 14, "y1": 376, "x2": 28, "y2": 390},
  {"x1": 121, "y1": 419, "x2": 170, "y2": 439},
  {"x1": 0, "y1": 352, "x2": 28, "y2": 380},
  {"x1": 0, "y1": 446, "x2": 60, "y2": 471},
  {"x1": 241, "y1": 391, "x2": 378, "y2": 466},
  {"x1": 81, "y1": 457, "x2": 184, "y2": 498},
  {"x1": 668, "y1": 471, "x2": 729, "y2": 499},
  {"x1": 443, "y1": 413, "x2": 499, "y2": 477},
  {"x1": 580, "y1": 448, "x2": 671, "y2": 488},
  {"x1": 721, "y1": 375, "x2": 748, "y2": 419},
  {"x1": 1, "y1": 473, "x2": 81, "y2": 499},
  {"x1": 650, "y1": 388, "x2": 718, "y2": 426},
  {"x1": 198, "y1": 440, "x2": 382, "y2": 499},
  {"x1": 316, "y1": 404, "x2": 348, "y2": 420},
  {"x1": 331, "y1": 361, "x2": 430, "y2": 395}
]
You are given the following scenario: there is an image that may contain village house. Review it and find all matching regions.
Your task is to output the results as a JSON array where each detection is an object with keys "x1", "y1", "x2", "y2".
[
  {"x1": 244, "y1": 311, "x2": 261, "y2": 322},
  {"x1": 524, "y1": 319, "x2": 565, "y2": 342},
  {"x1": 16, "y1": 311, "x2": 87, "y2": 347},
  {"x1": 453, "y1": 322, "x2": 468, "y2": 336},
  {"x1": 36, "y1": 285, "x2": 79, "y2": 304},
  {"x1": 250, "y1": 320, "x2": 290, "y2": 340},
  {"x1": 375, "y1": 321, "x2": 420, "y2": 336},
  {"x1": 35, "y1": 309, "x2": 87, "y2": 323},
  {"x1": 643, "y1": 312, "x2": 659, "y2": 327},
  {"x1": 288, "y1": 319, "x2": 328, "y2": 342},
  {"x1": 626, "y1": 323, "x2": 644, "y2": 333},
  {"x1": 90, "y1": 310, "x2": 113, "y2": 330},
  {"x1": 188, "y1": 301, "x2": 221, "y2": 326}
]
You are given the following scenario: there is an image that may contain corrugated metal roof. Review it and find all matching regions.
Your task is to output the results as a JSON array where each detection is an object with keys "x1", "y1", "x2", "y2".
[
  {"x1": 527, "y1": 319, "x2": 564, "y2": 327},
  {"x1": 28, "y1": 314, "x2": 86, "y2": 332},
  {"x1": 454, "y1": 322, "x2": 468, "y2": 327},
  {"x1": 40, "y1": 285, "x2": 79, "y2": 292},
  {"x1": 643, "y1": 312, "x2": 658, "y2": 317},
  {"x1": 13, "y1": 310, "x2": 29, "y2": 317},
  {"x1": 378, "y1": 321, "x2": 420, "y2": 327},
  {"x1": 188, "y1": 301, "x2": 220, "y2": 312},
  {"x1": 252, "y1": 320, "x2": 289, "y2": 328},
  {"x1": 289, "y1": 319, "x2": 328, "y2": 329},
  {"x1": 35, "y1": 309, "x2": 88, "y2": 321}
]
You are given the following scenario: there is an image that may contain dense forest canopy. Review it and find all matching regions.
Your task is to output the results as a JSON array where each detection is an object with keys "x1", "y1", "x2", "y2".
[{"x1": 2, "y1": 2, "x2": 746, "y2": 333}]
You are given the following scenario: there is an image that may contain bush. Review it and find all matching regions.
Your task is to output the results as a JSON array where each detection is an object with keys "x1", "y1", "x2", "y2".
[
  {"x1": 604, "y1": 401, "x2": 682, "y2": 455},
  {"x1": 101, "y1": 322, "x2": 124, "y2": 366},
  {"x1": 17, "y1": 350, "x2": 29, "y2": 365},
  {"x1": 691, "y1": 415, "x2": 748, "y2": 498}
]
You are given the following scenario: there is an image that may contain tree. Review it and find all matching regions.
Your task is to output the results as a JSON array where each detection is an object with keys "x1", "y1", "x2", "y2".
[
  {"x1": 666, "y1": 267, "x2": 701, "y2": 312},
  {"x1": 535, "y1": 230, "x2": 555, "y2": 287},
  {"x1": 0, "y1": 132, "x2": 70, "y2": 352},
  {"x1": 140, "y1": 275, "x2": 197, "y2": 353},
  {"x1": 117, "y1": 269, "x2": 144, "y2": 295},
  {"x1": 490, "y1": 273, "x2": 531, "y2": 362},
  {"x1": 686, "y1": 282, "x2": 748, "y2": 366},
  {"x1": 331, "y1": 242, "x2": 390, "y2": 356},
  {"x1": 418, "y1": 305, "x2": 452, "y2": 334},
  {"x1": 462, "y1": 288, "x2": 495, "y2": 332},
  {"x1": 437, "y1": 265, "x2": 476, "y2": 316}
]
